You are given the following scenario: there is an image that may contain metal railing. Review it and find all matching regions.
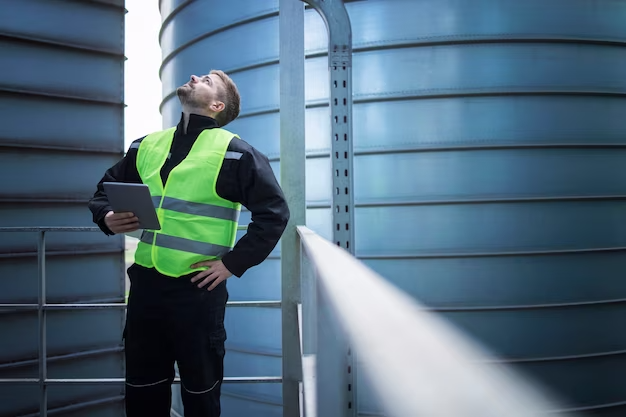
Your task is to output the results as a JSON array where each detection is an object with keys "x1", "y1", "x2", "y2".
[
  {"x1": 295, "y1": 226, "x2": 581, "y2": 417},
  {"x1": 0, "y1": 227, "x2": 282, "y2": 417},
  {"x1": 0, "y1": 225, "x2": 588, "y2": 417}
]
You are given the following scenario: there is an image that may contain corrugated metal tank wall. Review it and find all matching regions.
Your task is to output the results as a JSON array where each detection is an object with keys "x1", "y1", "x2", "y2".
[
  {"x1": 0, "y1": 0, "x2": 127, "y2": 416},
  {"x1": 160, "y1": 0, "x2": 626, "y2": 415}
]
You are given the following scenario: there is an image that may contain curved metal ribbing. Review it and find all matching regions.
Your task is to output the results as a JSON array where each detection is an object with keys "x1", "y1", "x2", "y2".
[
  {"x1": 0, "y1": 0, "x2": 126, "y2": 416},
  {"x1": 160, "y1": 0, "x2": 626, "y2": 415}
]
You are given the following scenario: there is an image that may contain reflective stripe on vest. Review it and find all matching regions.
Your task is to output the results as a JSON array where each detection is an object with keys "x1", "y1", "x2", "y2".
[
  {"x1": 151, "y1": 196, "x2": 240, "y2": 222},
  {"x1": 140, "y1": 231, "x2": 231, "y2": 258}
]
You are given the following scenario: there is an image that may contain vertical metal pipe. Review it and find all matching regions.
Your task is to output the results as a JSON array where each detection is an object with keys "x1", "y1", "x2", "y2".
[
  {"x1": 279, "y1": 0, "x2": 306, "y2": 415},
  {"x1": 37, "y1": 231, "x2": 47, "y2": 417},
  {"x1": 326, "y1": 8, "x2": 357, "y2": 416}
]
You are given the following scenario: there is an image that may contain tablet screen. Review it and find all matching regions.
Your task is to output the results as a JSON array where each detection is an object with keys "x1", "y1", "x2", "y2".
[{"x1": 103, "y1": 182, "x2": 161, "y2": 230}]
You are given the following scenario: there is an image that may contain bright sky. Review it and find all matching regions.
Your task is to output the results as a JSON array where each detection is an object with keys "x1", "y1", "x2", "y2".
[{"x1": 124, "y1": 0, "x2": 163, "y2": 149}]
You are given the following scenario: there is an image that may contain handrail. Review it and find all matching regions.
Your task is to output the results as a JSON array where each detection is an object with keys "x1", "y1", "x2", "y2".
[{"x1": 296, "y1": 226, "x2": 579, "y2": 417}]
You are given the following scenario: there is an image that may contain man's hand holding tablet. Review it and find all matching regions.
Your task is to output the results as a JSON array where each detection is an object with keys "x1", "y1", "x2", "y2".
[{"x1": 104, "y1": 211, "x2": 140, "y2": 234}]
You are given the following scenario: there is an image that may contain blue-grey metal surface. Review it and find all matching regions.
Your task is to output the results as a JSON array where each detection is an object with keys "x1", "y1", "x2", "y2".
[
  {"x1": 340, "y1": 0, "x2": 625, "y2": 415},
  {"x1": 305, "y1": 0, "x2": 355, "y2": 253},
  {"x1": 160, "y1": 0, "x2": 626, "y2": 415},
  {"x1": 314, "y1": 281, "x2": 351, "y2": 417},
  {"x1": 303, "y1": 0, "x2": 356, "y2": 414},
  {"x1": 279, "y1": 0, "x2": 306, "y2": 416},
  {"x1": 0, "y1": 0, "x2": 126, "y2": 415}
]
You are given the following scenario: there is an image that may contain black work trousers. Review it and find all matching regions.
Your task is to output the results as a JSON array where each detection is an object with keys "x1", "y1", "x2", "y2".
[{"x1": 123, "y1": 264, "x2": 228, "y2": 417}]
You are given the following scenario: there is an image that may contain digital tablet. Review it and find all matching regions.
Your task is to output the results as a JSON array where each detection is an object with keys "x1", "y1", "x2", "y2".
[{"x1": 102, "y1": 182, "x2": 161, "y2": 230}]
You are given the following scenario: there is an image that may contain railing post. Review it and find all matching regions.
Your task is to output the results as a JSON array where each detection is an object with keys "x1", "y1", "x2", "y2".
[
  {"x1": 280, "y1": 0, "x2": 306, "y2": 415},
  {"x1": 301, "y1": 1, "x2": 356, "y2": 415},
  {"x1": 37, "y1": 231, "x2": 48, "y2": 417}
]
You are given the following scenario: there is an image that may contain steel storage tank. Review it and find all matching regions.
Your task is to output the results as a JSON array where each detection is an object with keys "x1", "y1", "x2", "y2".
[
  {"x1": 0, "y1": 0, "x2": 126, "y2": 416},
  {"x1": 160, "y1": 0, "x2": 626, "y2": 415}
]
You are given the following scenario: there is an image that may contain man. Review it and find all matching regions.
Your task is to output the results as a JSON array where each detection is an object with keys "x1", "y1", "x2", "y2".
[{"x1": 88, "y1": 70, "x2": 290, "y2": 417}]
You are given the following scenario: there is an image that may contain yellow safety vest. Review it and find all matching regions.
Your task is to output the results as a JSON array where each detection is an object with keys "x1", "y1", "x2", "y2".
[{"x1": 133, "y1": 127, "x2": 241, "y2": 278}]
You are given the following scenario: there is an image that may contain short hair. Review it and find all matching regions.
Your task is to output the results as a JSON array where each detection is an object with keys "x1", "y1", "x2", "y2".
[{"x1": 210, "y1": 69, "x2": 240, "y2": 127}]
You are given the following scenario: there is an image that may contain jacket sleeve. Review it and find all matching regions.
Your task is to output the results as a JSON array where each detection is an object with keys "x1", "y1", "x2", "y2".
[
  {"x1": 87, "y1": 139, "x2": 143, "y2": 235},
  {"x1": 221, "y1": 148, "x2": 290, "y2": 277}
]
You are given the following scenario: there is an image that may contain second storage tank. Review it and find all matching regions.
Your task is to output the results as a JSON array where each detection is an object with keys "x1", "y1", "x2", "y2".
[{"x1": 0, "y1": 0, "x2": 126, "y2": 415}]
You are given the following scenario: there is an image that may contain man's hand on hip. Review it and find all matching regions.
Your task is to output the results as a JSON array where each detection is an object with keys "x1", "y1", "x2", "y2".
[
  {"x1": 190, "y1": 260, "x2": 233, "y2": 291},
  {"x1": 104, "y1": 211, "x2": 139, "y2": 234}
]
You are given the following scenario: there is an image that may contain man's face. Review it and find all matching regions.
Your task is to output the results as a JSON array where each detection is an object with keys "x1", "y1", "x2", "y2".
[{"x1": 176, "y1": 74, "x2": 225, "y2": 112}]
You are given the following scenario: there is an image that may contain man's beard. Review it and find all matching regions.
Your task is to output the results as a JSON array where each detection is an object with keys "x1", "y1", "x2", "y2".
[
  {"x1": 176, "y1": 86, "x2": 192, "y2": 105},
  {"x1": 176, "y1": 86, "x2": 203, "y2": 108}
]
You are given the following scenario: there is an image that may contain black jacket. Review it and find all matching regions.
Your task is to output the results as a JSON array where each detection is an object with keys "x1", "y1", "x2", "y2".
[{"x1": 87, "y1": 113, "x2": 290, "y2": 278}]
